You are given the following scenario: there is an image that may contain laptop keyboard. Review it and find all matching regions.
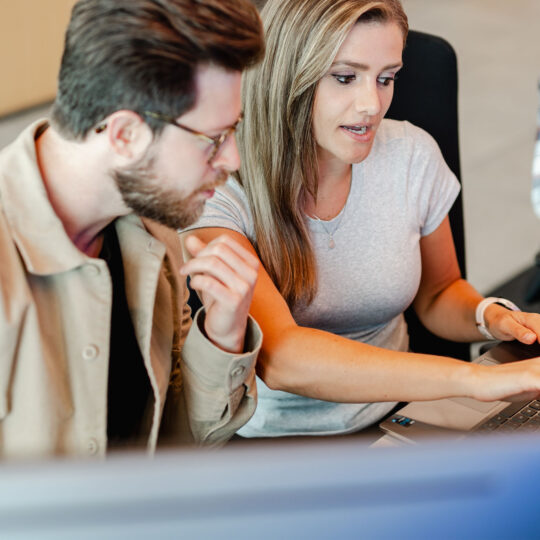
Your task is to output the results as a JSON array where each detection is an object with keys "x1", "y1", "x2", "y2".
[{"x1": 475, "y1": 400, "x2": 540, "y2": 433}]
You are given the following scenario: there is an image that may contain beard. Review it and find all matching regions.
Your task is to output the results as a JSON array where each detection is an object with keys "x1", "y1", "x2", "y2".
[{"x1": 112, "y1": 152, "x2": 227, "y2": 230}]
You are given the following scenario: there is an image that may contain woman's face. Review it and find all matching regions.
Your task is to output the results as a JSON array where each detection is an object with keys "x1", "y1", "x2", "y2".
[{"x1": 312, "y1": 21, "x2": 403, "y2": 168}]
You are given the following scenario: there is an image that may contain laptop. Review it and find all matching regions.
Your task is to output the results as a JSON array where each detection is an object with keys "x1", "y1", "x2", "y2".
[{"x1": 380, "y1": 340, "x2": 540, "y2": 444}]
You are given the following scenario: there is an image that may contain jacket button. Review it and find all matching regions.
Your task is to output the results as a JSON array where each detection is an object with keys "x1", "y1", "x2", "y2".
[
  {"x1": 87, "y1": 438, "x2": 99, "y2": 455},
  {"x1": 82, "y1": 344, "x2": 99, "y2": 360},
  {"x1": 231, "y1": 365, "x2": 245, "y2": 377}
]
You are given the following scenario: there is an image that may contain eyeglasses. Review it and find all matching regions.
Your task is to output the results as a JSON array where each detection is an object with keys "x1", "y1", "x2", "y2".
[
  {"x1": 142, "y1": 111, "x2": 243, "y2": 163},
  {"x1": 94, "y1": 112, "x2": 243, "y2": 163}
]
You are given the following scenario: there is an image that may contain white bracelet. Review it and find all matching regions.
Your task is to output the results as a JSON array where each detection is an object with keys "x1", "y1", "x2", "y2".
[{"x1": 475, "y1": 297, "x2": 520, "y2": 340}]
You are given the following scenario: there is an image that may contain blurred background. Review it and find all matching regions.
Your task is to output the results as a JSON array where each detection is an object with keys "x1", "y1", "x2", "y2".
[
  {"x1": 402, "y1": 0, "x2": 540, "y2": 298},
  {"x1": 1, "y1": 0, "x2": 539, "y2": 298}
]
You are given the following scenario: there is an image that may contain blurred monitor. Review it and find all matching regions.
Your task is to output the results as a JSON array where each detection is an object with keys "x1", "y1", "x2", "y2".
[{"x1": 1, "y1": 433, "x2": 540, "y2": 539}]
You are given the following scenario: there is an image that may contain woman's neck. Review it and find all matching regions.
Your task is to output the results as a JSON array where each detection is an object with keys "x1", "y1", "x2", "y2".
[{"x1": 304, "y1": 157, "x2": 352, "y2": 221}]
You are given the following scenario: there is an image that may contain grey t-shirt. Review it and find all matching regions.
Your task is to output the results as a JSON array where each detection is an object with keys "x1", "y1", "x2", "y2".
[{"x1": 183, "y1": 119, "x2": 460, "y2": 437}]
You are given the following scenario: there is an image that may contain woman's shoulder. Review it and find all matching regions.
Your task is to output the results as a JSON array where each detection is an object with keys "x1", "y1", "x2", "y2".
[
  {"x1": 187, "y1": 174, "x2": 255, "y2": 237},
  {"x1": 377, "y1": 118, "x2": 435, "y2": 146},
  {"x1": 208, "y1": 175, "x2": 250, "y2": 211},
  {"x1": 367, "y1": 120, "x2": 442, "y2": 169},
  {"x1": 216, "y1": 175, "x2": 246, "y2": 199}
]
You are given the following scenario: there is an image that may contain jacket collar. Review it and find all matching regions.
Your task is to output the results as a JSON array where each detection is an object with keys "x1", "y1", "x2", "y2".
[{"x1": 0, "y1": 120, "x2": 156, "y2": 276}]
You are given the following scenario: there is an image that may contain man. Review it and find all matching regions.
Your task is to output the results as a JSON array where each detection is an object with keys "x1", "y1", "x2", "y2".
[{"x1": 0, "y1": 0, "x2": 264, "y2": 458}]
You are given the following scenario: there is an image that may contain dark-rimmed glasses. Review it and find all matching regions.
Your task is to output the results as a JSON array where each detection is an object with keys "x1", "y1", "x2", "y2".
[{"x1": 143, "y1": 111, "x2": 243, "y2": 163}]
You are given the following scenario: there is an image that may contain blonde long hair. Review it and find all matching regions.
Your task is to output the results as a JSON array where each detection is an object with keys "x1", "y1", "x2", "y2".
[{"x1": 238, "y1": 0, "x2": 408, "y2": 308}]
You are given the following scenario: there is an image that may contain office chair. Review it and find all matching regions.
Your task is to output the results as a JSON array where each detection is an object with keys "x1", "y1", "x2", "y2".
[
  {"x1": 525, "y1": 253, "x2": 540, "y2": 303},
  {"x1": 386, "y1": 30, "x2": 470, "y2": 361}
]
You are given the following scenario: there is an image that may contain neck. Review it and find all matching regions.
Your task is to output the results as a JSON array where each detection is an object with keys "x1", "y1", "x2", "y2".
[
  {"x1": 304, "y1": 153, "x2": 352, "y2": 221},
  {"x1": 318, "y1": 153, "x2": 351, "y2": 187},
  {"x1": 36, "y1": 126, "x2": 129, "y2": 256}
]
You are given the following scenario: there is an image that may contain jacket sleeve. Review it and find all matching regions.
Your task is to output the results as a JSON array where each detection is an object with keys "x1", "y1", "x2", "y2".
[
  {"x1": 154, "y1": 222, "x2": 261, "y2": 447},
  {"x1": 0, "y1": 216, "x2": 28, "y2": 419},
  {"x1": 179, "y1": 307, "x2": 262, "y2": 446}
]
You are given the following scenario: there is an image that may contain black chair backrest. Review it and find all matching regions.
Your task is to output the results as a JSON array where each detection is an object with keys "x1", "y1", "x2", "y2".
[{"x1": 386, "y1": 30, "x2": 470, "y2": 361}]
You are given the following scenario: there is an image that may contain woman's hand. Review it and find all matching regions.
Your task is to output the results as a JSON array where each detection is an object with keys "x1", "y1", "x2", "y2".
[
  {"x1": 484, "y1": 305, "x2": 540, "y2": 345},
  {"x1": 180, "y1": 234, "x2": 259, "y2": 354},
  {"x1": 471, "y1": 357, "x2": 540, "y2": 403}
]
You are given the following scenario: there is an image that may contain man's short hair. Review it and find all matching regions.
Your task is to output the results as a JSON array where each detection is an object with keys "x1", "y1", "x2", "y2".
[{"x1": 50, "y1": 0, "x2": 264, "y2": 139}]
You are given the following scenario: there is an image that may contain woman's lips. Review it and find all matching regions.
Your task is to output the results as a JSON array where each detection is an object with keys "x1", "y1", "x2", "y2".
[{"x1": 340, "y1": 124, "x2": 373, "y2": 142}]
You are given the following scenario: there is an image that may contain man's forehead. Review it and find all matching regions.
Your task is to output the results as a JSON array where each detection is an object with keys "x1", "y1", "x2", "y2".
[
  {"x1": 193, "y1": 65, "x2": 241, "y2": 95},
  {"x1": 181, "y1": 64, "x2": 242, "y2": 129}
]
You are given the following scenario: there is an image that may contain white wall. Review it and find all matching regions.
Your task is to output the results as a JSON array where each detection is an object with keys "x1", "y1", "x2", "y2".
[
  {"x1": 0, "y1": 0, "x2": 76, "y2": 116},
  {"x1": 402, "y1": 0, "x2": 540, "y2": 293}
]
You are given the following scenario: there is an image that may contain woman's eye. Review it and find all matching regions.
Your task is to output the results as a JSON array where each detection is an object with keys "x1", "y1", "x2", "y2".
[
  {"x1": 377, "y1": 74, "x2": 398, "y2": 86},
  {"x1": 332, "y1": 74, "x2": 356, "y2": 85}
]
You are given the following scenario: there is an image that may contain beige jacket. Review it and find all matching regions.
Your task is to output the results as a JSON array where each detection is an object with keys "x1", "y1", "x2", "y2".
[{"x1": 0, "y1": 121, "x2": 261, "y2": 460}]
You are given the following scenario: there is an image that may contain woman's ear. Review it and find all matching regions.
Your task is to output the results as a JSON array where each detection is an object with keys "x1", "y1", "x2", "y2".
[{"x1": 105, "y1": 110, "x2": 153, "y2": 161}]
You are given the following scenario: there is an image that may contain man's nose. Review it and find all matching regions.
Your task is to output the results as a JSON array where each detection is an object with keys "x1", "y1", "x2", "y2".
[{"x1": 211, "y1": 133, "x2": 241, "y2": 173}]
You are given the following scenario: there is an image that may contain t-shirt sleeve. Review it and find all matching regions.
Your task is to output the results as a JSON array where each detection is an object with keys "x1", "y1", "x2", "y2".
[
  {"x1": 181, "y1": 177, "x2": 254, "y2": 240},
  {"x1": 407, "y1": 124, "x2": 461, "y2": 237}
]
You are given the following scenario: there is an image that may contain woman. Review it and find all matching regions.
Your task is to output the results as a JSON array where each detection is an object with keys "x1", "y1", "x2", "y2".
[{"x1": 182, "y1": 0, "x2": 540, "y2": 438}]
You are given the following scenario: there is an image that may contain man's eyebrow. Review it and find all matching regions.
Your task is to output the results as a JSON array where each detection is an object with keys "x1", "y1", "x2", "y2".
[{"x1": 330, "y1": 61, "x2": 403, "y2": 71}]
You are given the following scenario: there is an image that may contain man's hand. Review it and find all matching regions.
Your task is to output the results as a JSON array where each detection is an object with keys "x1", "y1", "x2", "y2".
[{"x1": 180, "y1": 234, "x2": 259, "y2": 353}]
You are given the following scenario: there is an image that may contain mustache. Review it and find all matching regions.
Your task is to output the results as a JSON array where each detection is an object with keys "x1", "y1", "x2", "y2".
[{"x1": 195, "y1": 170, "x2": 228, "y2": 194}]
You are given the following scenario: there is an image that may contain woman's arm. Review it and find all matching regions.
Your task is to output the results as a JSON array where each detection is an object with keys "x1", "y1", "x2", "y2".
[
  {"x1": 182, "y1": 227, "x2": 540, "y2": 405},
  {"x1": 413, "y1": 216, "x2": 540, "y2": 344}
]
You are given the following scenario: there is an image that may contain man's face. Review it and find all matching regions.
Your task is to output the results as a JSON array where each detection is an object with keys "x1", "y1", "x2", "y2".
[{"x1": 113, "y1": 65, "x2": 242, "y2": 229}]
